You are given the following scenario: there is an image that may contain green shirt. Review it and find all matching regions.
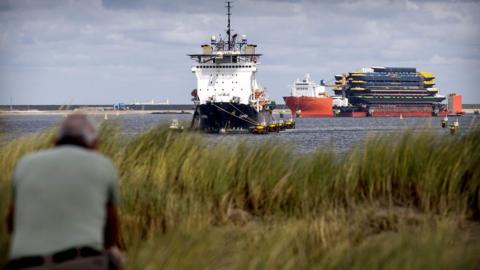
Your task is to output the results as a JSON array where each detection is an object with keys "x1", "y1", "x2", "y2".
[{"x1": 10, "y1": 145, "x2": 119, "y2": 258}]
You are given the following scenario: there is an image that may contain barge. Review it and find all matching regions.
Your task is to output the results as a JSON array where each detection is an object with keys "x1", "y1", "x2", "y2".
[{"x1": 333, "y1": 67, "x2": 447, "y2": 117}]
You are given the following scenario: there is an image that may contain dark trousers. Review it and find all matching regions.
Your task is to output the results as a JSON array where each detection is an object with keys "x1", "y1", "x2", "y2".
[{"x1": 5, "y1": 247, "x2": 120, "y2": 270}]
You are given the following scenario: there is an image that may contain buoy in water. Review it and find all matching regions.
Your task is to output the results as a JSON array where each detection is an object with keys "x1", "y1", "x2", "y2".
[
  {"x1": 104, "y1": 114, "x2": 108, "y2": 120},
  {"x1": 278, "y1": 120, "x2": 286, "y2": 131},
  {"x1": 251, "y1": 124, "x2": 267, "y2": 134},
  {"x1": 449, "y1": 119, "x2": 459, "y2": 135},
  {"x1": 285, "y1": 119, "x2": 295, "y2": 129},
  {"x1": 441, "y1": 116, "x2": 448, "y2": 128},
  {"x1": 267, "y1": 122, "x2": 279, "y2": 133},
  {"x1": 399, "y1": 114, "x2": 404, "y2": 120},
  {"x1": 449, "y1": 124, "x2": 457, "y2": 135}
]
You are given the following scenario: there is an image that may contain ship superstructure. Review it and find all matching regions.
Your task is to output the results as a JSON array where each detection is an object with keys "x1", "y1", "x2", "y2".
[
  {"x1": 283, "y1": 74, "x2": 333, "y2": 117},
  {"x1": 290, "y1": 74, "x2": 327, "y2": 97},
  {"x1": 334, "y1": 67, "x2": 446, "y2": 116},
  {"x1": 189, "y1": 2, "x2": 272, "y2": 132}
]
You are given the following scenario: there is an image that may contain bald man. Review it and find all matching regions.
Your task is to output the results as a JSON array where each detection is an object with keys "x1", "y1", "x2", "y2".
[{"x1": 5, "y1": 114, "x2": 123, "y2": 270}]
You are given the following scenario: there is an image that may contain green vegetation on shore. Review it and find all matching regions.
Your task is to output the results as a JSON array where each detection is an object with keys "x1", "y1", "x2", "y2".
[{"x1": 1, "y1": 123, "x2": 479, "y2": 269}]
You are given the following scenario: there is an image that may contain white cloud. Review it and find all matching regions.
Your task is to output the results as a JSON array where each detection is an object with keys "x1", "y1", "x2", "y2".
[{"x1": 430, "y1": 54, "x2": 448, "y2": 65}]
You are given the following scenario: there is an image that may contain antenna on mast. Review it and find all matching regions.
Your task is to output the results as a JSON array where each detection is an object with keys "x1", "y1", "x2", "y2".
[{"x1": 226, "y1": 1, "x2": 232, "y2": 50}]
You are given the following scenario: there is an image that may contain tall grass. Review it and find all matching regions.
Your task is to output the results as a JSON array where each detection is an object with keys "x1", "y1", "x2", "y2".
[{"x1": 0, "y1": 122, "x2": 479, "y2": 269}]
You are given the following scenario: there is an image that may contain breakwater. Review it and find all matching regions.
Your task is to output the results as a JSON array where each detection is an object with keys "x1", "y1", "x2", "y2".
[{"x1": 0, "y1": 104, "x2": 289, "y2": 111}]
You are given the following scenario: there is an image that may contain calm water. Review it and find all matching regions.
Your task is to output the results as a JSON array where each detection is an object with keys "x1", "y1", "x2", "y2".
[{"x1": 1, "y1": 114, "x2": 479, "y2": 153}]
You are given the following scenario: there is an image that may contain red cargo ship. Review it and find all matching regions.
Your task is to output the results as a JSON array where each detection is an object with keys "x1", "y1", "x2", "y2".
[{"x1": 283, "y1": 74, "x2": 333, "y2": 117}]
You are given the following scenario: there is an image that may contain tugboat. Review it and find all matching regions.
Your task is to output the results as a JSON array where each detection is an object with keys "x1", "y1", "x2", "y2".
[{"x1": 188, "y1": 1, "x2": 274, "y2": 133}]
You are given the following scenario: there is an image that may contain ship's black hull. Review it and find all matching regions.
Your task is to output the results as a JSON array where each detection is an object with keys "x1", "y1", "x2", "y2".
[{"x1": 191, "y1": 102, "x2": 267, "y2": 132}]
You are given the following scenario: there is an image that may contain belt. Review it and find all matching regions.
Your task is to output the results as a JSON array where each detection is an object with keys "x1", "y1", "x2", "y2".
[{"x1": 5, "y1": 246, "x2": 103, "y2": 269}]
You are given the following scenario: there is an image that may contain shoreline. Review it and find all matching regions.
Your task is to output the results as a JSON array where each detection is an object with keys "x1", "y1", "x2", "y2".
[{"x1": 0, "y1": 109, "x2": 477, "y2": 116}]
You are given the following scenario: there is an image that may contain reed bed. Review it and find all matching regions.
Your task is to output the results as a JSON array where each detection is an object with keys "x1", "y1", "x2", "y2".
[{"x1": 0, "y1": 122, "x2": 479, "y2": 269}]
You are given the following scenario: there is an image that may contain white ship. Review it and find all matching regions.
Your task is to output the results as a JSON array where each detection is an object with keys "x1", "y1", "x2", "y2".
[{"x1": 189, "y1": 1, "x2": 273, "y2": 132}]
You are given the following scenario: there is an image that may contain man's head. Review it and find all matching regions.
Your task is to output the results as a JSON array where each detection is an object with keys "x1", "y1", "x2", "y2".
[{"x1": 55, "y1": 114, "x2": 98, "y2": 149}]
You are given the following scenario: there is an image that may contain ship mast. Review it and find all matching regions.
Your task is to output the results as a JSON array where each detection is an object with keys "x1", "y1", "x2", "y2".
[{"x1": 226, "y1": 1, "x2": 232, "y2": 50}]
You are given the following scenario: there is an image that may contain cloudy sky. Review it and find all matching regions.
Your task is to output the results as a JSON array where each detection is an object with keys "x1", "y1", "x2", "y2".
[{"x1": 0, "y1": 0, "x2": 479, "y2": 105}]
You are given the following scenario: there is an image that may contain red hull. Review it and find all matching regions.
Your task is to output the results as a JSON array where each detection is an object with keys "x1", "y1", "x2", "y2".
[
  {"x1": 283, "y1": 96, "x2": 333, "y2": 117},
  {"x1": 371, "y1": 112, "x2": 431, "y2": 117},
  {"x1": 369, "y1": 105, "x2": 435, "y2": 117},
  {"x1": 338, "y1": 111, "x2": 367, "y2": 117}
]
